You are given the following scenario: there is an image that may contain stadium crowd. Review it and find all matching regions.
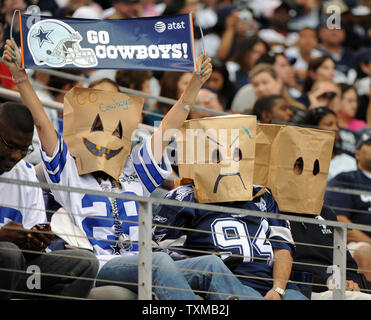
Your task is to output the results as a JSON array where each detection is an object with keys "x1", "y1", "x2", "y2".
[{"x1": 0, "y1": 0, "x2": 371, "y2": 301}]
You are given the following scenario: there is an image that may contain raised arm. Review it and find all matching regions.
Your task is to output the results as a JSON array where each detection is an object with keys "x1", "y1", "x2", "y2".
[
  {"x1": 2, "y1": 39, "x2": 58, "y2": 156},
  {"x1": 151, "y1": 52, "x2": 212, "y2": 163}
]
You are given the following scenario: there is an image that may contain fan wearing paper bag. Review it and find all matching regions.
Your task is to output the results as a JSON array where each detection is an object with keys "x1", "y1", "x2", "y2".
[
  {"x1": 152, "y1": 115, "x2": 307, "y2": 300},
  {"x1": 3, "y1": 40, "x2": 237, "y2": 299},
  {"x1": 254, "y1": 123, "x2": 371, "y2": 299}
]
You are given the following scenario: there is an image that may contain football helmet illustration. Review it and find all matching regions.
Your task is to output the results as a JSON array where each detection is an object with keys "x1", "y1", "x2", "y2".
[{"x1": 28, "y1": 19, "x2": 97, "y2": 68}]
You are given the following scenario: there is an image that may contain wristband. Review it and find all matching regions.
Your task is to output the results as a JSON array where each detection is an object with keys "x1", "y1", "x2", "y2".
[{"x1": 12, "y1": 75, "x2": 28, "y2": 84}]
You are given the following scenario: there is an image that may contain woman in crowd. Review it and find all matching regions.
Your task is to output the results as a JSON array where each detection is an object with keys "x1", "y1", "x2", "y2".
[
  {"x1": 299, "y1": 55, "x2": 335, "y2": 107},
  {"x1": 336, "y1": 83, "x2": 367, "y2": 132},
  {"x1": 301, "y1": 106, "x2": 357, "y2": 180},
  {"x1": 144, "y1": 71, "x2": 192, "y2": 126}
]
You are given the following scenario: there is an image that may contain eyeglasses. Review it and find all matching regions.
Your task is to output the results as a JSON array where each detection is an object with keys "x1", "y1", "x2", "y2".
[{"x1": 0, "y1": 133, "x2": 34, "y2": 155}]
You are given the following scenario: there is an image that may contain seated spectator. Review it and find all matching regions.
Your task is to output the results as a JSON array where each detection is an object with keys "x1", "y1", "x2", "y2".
[
  {"x1": 115, "y1": 69, "x2": 153, "y2": 109},
  {"x1": 316, "y1": 19, "x2": 356, "y2": 81},
  {"x1": 88, "y1": 77, "x2": 120, "y2": 92},
  {"x1": 204, "y1": 58, "x2": 238, "y2": 111},
  {"x1": 0, "y1": 101, "x2": 98, "y2": 299},
  {"x1": 104, "y1": 0, "x2": 143, "y2": 19},
  {"x1": 225, "y1": 35, "x2": 269, "y2": 89},
  {"x1": 301, "y1": 106, "x2": 357, "y2": 181},
  {"x1": 307, "y1": 79, "x2": 341, "y2": 112},
  {"x1": 354, "y1": 48, "x2": 371, "y2": 122},
  {"x1": 258, "y1": 1, "x2": 298, "y2": 48},
  {"x1": 287, "y1": 205, "x2": 371, "y2": 299},
  {"x1": 215, "y1": 7, "x2": 258, "y2": 63},
  {"x1": 153, "y1": 183, "x2": 307, "y2": 300},
  {"x1": 232, "y1": 63, "x2": 306, "y2": 120},
  {"x1": 252, "y1": 94, "x2": 293, "y2": 124},
  {"x1": 288, "y1": 0, "x2": 322, "y2": 31},
  {"x1": 189, "y1": 87, "x2": 224, "y2": 119},
  {"x1": 337, "y1": 83, "x2": 367, "y2": 132},
  {"x1": 144, "y1": 71, "x2": 192, "y2": 127},
  {"x1": 255, "y1": 51, "x2": 302, "y2": 100},
  {"x1": 325, "y1": 129, "x2": 371, "y2": 281},
  {"x1": 284, "y1": 27, "x2": 323, "y2": 83},
  {"x1": 300, "y1": 56, "x2": 336, "y2": 107}
]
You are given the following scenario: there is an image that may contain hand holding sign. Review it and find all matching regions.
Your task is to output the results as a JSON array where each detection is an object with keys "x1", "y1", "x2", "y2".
[{"x1": 2, "y1": 39, "x2": 25, "y2": 81}]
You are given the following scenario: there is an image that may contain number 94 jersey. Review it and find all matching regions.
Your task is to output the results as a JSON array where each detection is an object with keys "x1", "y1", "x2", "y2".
[{"x1": 153, "y1": 184, "x2": 295, "y2": 294}]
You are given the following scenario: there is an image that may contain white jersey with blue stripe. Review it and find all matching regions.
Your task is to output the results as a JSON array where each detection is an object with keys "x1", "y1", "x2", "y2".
[
  {"x1": 40, "y1": 133, "x2": 172, "y2": 265},
  {"x1": 0, "y1": 160, "x2": 46, "y2": 229}
]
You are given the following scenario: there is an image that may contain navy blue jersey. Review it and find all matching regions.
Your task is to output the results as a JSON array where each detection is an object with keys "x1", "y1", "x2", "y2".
[
  {"x1": 286, "y1": 206, "x2": 362, "y2": 293},
  {"x1": 325, "y1": 170, "x2": 371, "y2": 237},
  {"x1": 153, "y1": 184, "x2": 296, "y2": 295}
]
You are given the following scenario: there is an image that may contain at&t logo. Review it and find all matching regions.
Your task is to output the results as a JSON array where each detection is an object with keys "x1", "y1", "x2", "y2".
[{"x1": 154, "y1": 21, "x2": 186, "y2": 33}]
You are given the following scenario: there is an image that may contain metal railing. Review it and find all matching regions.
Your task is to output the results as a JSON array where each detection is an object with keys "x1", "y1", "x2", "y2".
[{"x1": 0, "y1": 176, "x2": 370, "y2": 300}]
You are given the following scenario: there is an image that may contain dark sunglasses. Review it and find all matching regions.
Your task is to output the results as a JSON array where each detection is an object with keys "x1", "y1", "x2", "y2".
[{"x1": 318, "y1": 91, "x2": 337, "y2": 100}]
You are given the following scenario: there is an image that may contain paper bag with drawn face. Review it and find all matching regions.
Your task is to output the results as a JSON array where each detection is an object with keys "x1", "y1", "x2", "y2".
[
  {"x1": 63, "y1": 87, "x2": 144, "y2": 180},
  {"x1": 254, "y1": 123, "x2": 335, "y2": 215},
  {"x1": 176, "y1": 115, "x2": 256, "y2": 203}
]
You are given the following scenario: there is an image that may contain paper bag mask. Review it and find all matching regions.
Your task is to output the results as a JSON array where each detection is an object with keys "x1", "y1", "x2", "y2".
[
  {"x1": 63, "y1": 87, "x2": 144, "y2": 180},
  {"x1": 254, "y1": 123, "x2": 335, "y2": 215},
  {"x1": 176, "y1": 115, "x2": 256, "y2": 203}
]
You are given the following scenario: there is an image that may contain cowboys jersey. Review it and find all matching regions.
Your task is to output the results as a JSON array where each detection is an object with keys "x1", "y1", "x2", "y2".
[
  {"x1": 0, "y1": 160, "x2": 46, "y2": 229},
  {"x1": 40, "y1": 132, "x2": 171, "y2": 266},
  {"x1": 153, "y1": 184, "x2": 296, "y2": 294}
]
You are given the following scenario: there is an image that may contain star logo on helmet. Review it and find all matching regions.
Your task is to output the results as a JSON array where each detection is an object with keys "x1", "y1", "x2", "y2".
[{"x1": 32, "y1": 26, "x2": 53, "y2": 48}]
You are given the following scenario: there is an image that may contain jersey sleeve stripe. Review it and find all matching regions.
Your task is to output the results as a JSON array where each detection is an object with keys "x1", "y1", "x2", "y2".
[
  {"x1": 40, "y1": 134, "x2": 68, "y2": 184},
  {"x1": 131, "y1": 150, "x2": 156, "y2": 193},
  {"x1": 42, "y1": 133, "x2": 64, "y2": 171},
  {"x1": 140, "y1": 145, "x2": 165, "y2": 186}
]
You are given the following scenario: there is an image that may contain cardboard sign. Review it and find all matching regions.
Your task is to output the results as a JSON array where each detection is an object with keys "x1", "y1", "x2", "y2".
[
  {"x1": 176, "y1": 115, "x2": 256, "y2": 203},
  {"x1": 63, "y1": 87, "x2": 144, "y2": 180},
  {"x1": 254, "y1": 123, "x2": 335, "y2": 215},
  {"x1": 19, "y1": 13, "x2": 196, "y2": 71}
]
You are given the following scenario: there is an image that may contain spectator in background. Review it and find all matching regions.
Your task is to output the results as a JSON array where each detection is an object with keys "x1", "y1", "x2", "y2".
[
  {"x1": 88, "y1": 77, "x2": 120, "y2": 92},
  {"x1": 104, "y1": 0, "x2": 143, "y2": 19},
  {"x1": 255, "y1": 52, "x2": 302, "y2": 100},
  {"x1": 144, "y1": 71, "x2": 192, "y2": 127},
  {"x1": 204, "y1": 58, "x2": 237, "y2": 111},
  {"x1": 215, "y1": 6, "x2": 258, "y2": 63},
  {"x1": 285, "y1": 27, "x2": 323, "y2": 83},
  {"x1": 188, "y1": 86, "x2": 224, "y2": 119},
  {"x1": 307, "y1": 79, "x2": 341, "y2": 112},
  {"x1": 258, "y1": 1, "x2": 298, "y2": 49},
  {"x1": 301, "y1": 106, "x2": 357, "y2": 181},
  {"x1": 354, "y1": 48, "x2": 371, "y2": 123},
  {"x1": 316, "y1": 19, "x2": 356, "y2": 81},
  {"x1": 288, "y1": 0, "x2": 322, "y2": 31},
  {"x1": 325, "y1": 129, "x2": 371, "y2": 281},
  {"x1": 232, "y1": 63, "x2": 306, "y2": 120},
  {"x1": 300, "y1": 56, "x2": 336, "y2": 107},
  {"x1": 252, "y1": 94, "x2": 293, "y2": 124},
  {"x1": 115, "y1": 69, "x2": 153, "y2": 109},
  {"x1": 225, "y1": 35, "x2": 269, "y2": 90},
  {"x1": 337, "y1": 83, "x2": 367, "y2": 132}
]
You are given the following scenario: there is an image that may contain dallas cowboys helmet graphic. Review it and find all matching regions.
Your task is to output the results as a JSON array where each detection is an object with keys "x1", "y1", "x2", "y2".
[{"x1": 28, "y1": 19, "x2": 97, "y2": 68}]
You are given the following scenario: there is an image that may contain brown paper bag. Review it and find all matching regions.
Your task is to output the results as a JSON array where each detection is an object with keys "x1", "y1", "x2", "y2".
[
  {"x1": 176, "y1": 115, "x2": 256, "y2": 203},
  {"x1": 63, "y1": 87, "x2": 144, "y2": 180},
  {"x1": 254, "y1": 123, "x2": 335, "y2": 215}
]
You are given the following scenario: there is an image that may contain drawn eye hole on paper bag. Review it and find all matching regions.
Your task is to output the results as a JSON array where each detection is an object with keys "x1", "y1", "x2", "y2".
[
  {"x1": 176, "y1": 115, "x2": 256, "y2": 203},
  {"x1": 253, "y1": 123, "x2": 335, "y2": 215},
  {"x1": 63, "y1": 87, "x2": 144, "y2": 180}
]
